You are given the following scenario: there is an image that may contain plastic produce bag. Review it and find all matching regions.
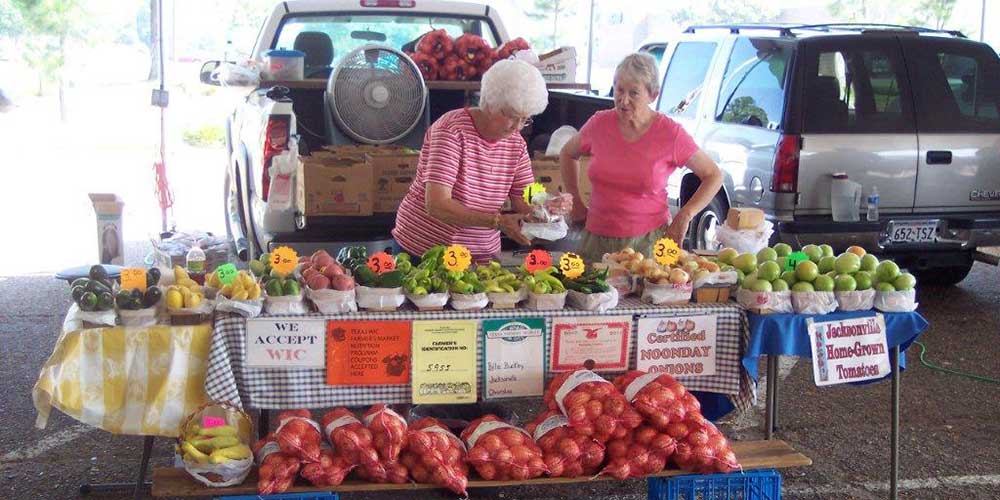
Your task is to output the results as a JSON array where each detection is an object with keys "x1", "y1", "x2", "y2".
[
  {"x1": 274, "y1": 409, "x2": 323, "y2": 463},
  {"x1": 320, "y1": 409, "x2": 382, "y2": 474},
  {"x1": 641, "y1": 280, "x2": 692, "y2": 305},
  {"x1": 600, "y1": 425, "x2": 676, "y2": 479},
  {"x1": 253, "y1": 434, "x2": 300, "y2": 495},
  {"x1": 835, "y1": 289, "x2": 876, "y2": 312},
  {"x1": 118, "y1": 307, "x2": 160, "y2": 327},
  {"x1": 300, "y1": 446, "x2": 356, "y2": 486},
  {"x1": 450, "y1": 292, "x2": 488, "y2": 311},
  {"x1": 875, "y1": 289, "x2": 918, "y2": 312},
  {"x1": 524, "y1": 410, "x2": 605, "y2": 478},
  {"x1": 567, "y1": 288, "x2": 619, "y2": 312},
  {"x1": 736, "y1": 288, "x2": 792, "y2": 314},
  {"x1": 792, "y1": 291, "x2": 838, "y2": 315},
  {"x1": 487, "y1": 287, "x2": 527, "y2": 309},
  {"x1": 210, "y1": 60, "x2": 261, "y2": 87},
  {"x1": 400, "y1": 417, "x2": 468, "y2": 496},
  {"x1": 307, "y1": 287, "x2": 357, "y2": 314},
  {"x1": 214, "y1": 297, "x2": 263, "y2": 318},
  {"x1": 461, "y1": 415, "x2": 547, "y2": 481},
  {"x1": 64, "y1": 303, "x2": 117, "y2": 330},
  {"x1": 692, "y1": 271, "x2": 739, "y2": 289},
  {"x1": 526, "y1": 291, "x2": 567, "y2": 310},
  {"x1": 266, "y1": 145, "x2": 297, "y2": 211},
  {"x1": 264, "y1": 291, "x2": 309, "y2": 315},
  {"x1": 362, "y1": 404, "x2": 408, "y2": 483},
  {"x1": 613, "y1": 371, "x2": 702, "y2": 432},
  {"x1": 355, "y1": 286, "x2": 405, "y2": 311},
  {"x1": 716, "y1": 220, "x2": 775, "y2": 254},
  {"x1": 521, "y1": 218, "x2": 569, "y2": 242},
  {"x1": 544, "y1": 370, "x2": 643, "y2": 443},
  {"x1": 406, "y1": 292, "x2": 449, "y2": 311}
]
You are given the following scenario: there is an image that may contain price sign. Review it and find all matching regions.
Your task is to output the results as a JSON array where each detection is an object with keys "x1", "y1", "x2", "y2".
[
  {"x1": 786, "y1": 251, "x2": 810, "y2": 272},
  {"x1": 559, "y1": 252, "x2": 585, "y2": 279},
  {"x1": 216, "y1": 263, "x2": 238, "y2": 285},
  {"x1": 201, "y1": 415, "x2": 226, "y2": 429},
  {"x1": 412, "y1": 320, "x2": 477, "y2": 404},
  {"x1": 522, "y1": 181, "x2": 547, "y2": 204},
  {"x1": 443, "y1": 244, "x2": 472, "y2": 272},
  {"x1": 120, "y1": 268, "x2": 147, "y2": 292},
  {"x1": 270, "y1": 246, "x2": 298, "y2": 276},
  {"x1": 524, "y1": 249, "x2": 553, "y2": 273},
  {"x1": 367, "y1": 252, "x2": 396, "y2": 274},
  {"x1": 653, "y1": 237, "x2": 681, "y2": 266}
]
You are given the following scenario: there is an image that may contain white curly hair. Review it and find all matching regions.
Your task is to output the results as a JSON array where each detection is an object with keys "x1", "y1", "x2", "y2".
[{"x1": 479, "y1": 59, "x2": 549, "y2": 116}]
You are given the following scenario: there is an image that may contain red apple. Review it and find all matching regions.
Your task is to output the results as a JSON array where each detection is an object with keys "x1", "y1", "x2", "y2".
[
  {"x1": 322, "y1": 264, "x2": 345, "y2": 279},
  {"x1": 307, "y1": 274, "x2": 331, "y2": 291},
  {"x1": 330, "y1": 274, "x2": 355, "y2": 291}
]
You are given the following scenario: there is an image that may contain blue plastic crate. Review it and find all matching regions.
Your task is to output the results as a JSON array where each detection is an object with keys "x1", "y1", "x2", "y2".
[
  {"x1": 648, "y1": 469, "x2": 782, "y2": 500},
  {"x1": 215, "y1": 493, "x2": 338, "y2": 500}
]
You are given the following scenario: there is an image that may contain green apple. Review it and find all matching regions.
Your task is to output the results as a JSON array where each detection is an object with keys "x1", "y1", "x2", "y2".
[
  {"x1": 717, "y1": 248, "x2": 739, "y2": 265},
  {"x1": 771, "y1": 278, "x2": 790, "y2": 292},
  {"x1": 820, "y1": 244, "x2": 835, "y2": 258},
  {"x1": 855, "y1": 271, "x2": 873, "y2": 290},
  {"x1": 825, "y1": 270, "x2": 838, "y2": 279},
  {"x1": 818, "y1": 256, "x2": 836, "y2": 274},
  {"x1": 813, "y1": 275, "x2": 835, "y2": 292},
  {"x1": 776, "y1": 256, "x2": 788, "y2": 270},
  {"x1": 894, "y1": 273, "x2": 917, "y2": 291},
  {"x1": 834, "y1": 274, "x2": 857, "y2": 292},
  {"x1": 749, "y1": 279, "x2": 773, "y2": 293},
  {"x1": 877, "y1": 282, "x2": 896, "y2": 292},
  {"x1": 860, "y1": 254, "x2": 879, "y2": 273},
  {"x1": 834, "y1": 253, "x2": 861, "y2": 275},
  {"x1": 792, "y1": 281, "x2": 815, "y2": 293},
  {"x1": 720, "y1": 264, "x2": 735, "y2": 272},
  {"x1": 757, "y1": 247, "x2": 778, "y2": 263},
  {"x1": 802, "y1": 244, "x2": 822, "y2": 263},
  {"x1": 773, "y1": 243, "x2": 793, "y2": 257},
  {"x1": 876, "y1": 261, "x2": 901, "y2": 283},
  {"x1": 732, "y1": 253, "x2": 758, "y2": 274},
  {"x1": 744, "y1": 271, "x2": 758, "y2": 285},
  {"x1": 735, "y1": 269, "x2": 746, "y2": 286},
  {"x1": 758, "y1": 261, "x2": 782, "y2": 282},
  {"x1": 781, "y1": 270, "x2": 797, "y2": 285},
  {"x1": 795, "y1": 260, "x2": 820, "y2": 282}
]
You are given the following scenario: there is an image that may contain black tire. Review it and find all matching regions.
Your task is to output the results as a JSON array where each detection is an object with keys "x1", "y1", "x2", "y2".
[
  {"x1": 689, "y1": 196, "x2": 728, "y2": 251},
  {"x1": 913, "y1": 261, "x2": 973, "y2": 286},
  {"x1": 223, "y1": 167, "x2": 250, "y2": 262}
]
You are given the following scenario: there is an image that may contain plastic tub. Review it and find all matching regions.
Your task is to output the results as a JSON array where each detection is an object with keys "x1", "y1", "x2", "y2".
[{"x1": 264, "y1": 49, "x2": 305, "y2": 80}]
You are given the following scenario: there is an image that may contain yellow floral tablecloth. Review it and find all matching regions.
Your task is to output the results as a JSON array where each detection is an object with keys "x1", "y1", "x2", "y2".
[{"x1": 33, "y1": 323, "x2": 213, "y2": 438}]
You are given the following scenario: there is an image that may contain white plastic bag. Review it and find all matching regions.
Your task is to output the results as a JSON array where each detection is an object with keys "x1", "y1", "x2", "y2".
[
  {"x1": 716, "y1": 220, "x2": 775, "y2": 254},
  {"x1": 521, "y1": 218, "x2": 569, "y2": 242},
  {"x1": 266, "y1": 145, "x2": 297, "y2": 211},
  {"x1": 692, "y1": 271, "x2": 739, "y2": 289},
  {"x1": 567, "y1": 288, "x2": 619, "y2": 312},
  {"x1": 526, "y1": 291, "x2": 568, "y2": 310},
  {"x1": 487, "y1": 287, "x2": 527, "y2": 309},
  {"x1": 183, "y1": 456, "x2": 253, "y2": 488},
  {"x1": 210, "y1": 61, "x2": 261, "y2": 87},
  {"x1": 355, "y1": 286, "x2": 405, "y2": 311},
  {"x1": 736, "y1": 288, "x2": 793, "y2": 314},
  {"x1": 307, "y1": 287, "x2": 358, "y2": 314},
  {"x1": 263, "y1": 292, "x2": 309, "y2": 315},
  {"x1": 835, "y1": 289, "x2": 876, "y2": 312},
  {"x1": 641, "y1": 280, "x2": 692, "y2": 305},
  {"x1": 407, "y1": 292, "x2": 450, "y2": 311},
  {"x1": 599, "y1": 257, "x2": 642, "y2": 296},
  {"x1": 874, "y1": 289, "x2": 918, "y2": 312},
  {"x1": 64, "y1": 304, "x2": 117, "y2": 330},
  {"x1": 450, "y1": 292, "x2": 488, "y2": 311},
  {"x1": 791, "y1": 291, "x2": 838, "y2": 315},
  {"x1": 119, "y1": 307, "x2": 160, "y2": 327},
  {"x1": 215, "y1": 297, "x2": 264, "y2": 318}
]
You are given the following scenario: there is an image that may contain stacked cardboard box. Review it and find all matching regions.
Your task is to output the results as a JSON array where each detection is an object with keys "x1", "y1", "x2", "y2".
[
  {"x1": 530, "y1": 153, "x2": 592, "y2": 204},
  {"x1": 297, "y1": 145, "x2": 420, "y2": 216}
]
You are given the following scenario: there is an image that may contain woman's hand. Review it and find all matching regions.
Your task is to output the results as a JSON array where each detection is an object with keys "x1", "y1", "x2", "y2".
[
  {"x1": 499, "y1": 213, "x2": 532, "y2": 246},
  {"x1": 665, "y1": 209, "x2": 693, "y2": 246},
  {"x1": 570, "y1": 201, "x2": 588, "y2": 225}
]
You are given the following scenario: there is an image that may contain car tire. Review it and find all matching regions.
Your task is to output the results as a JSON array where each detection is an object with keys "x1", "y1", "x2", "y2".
[
  {"x1": 913, "y1": 261, "x2": 973, "y2": 286},
  {"x1": 224, "y1": 167, "x2": 250, "y2": 262},
  {"x1": 690, "y1": 196, "x2": 728, "y2": 251}
]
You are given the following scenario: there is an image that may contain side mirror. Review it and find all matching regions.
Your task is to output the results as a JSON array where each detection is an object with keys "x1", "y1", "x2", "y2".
[{"x1": 199, "y1": 61, "x2": 222, "y2": 86}]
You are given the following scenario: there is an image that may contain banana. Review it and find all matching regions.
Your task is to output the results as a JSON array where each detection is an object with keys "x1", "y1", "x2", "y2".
[
  {"x1": 181, "y1": 441, "x2": 211, "y2": 464},
  {"x1": 208, "y1": 444, "x2": 252, "y2": 464},
  {"x1": 247, "y1": 283, "x2": 261, "y2": 300},
  {"x1": 219, "y1": 284, "x2": 233, "y2": 297},
  {"x1": 232, "y1": 290, "x2": 249, "y2": 301},
  {"x1": 196, "y1": 425, "x2": 237, "y2": 438},
  {"x1": 191, "y1": 436, "x2": 240, "y2": 453}
]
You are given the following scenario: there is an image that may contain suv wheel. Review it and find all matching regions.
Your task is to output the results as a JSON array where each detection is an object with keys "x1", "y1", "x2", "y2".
[
  {"x1": 224, "y1": 168, "x2": 250, "y2": 262},
  {"x1": 690, "y1": 196, "x2": 727, "y2": 251}
]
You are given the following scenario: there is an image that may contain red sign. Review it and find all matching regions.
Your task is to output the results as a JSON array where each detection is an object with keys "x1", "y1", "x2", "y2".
[
  {"x1": 524, "y1": 249, "x2": 553, "y2": 273},
  {"x1": 327, "y1": 320, "x2": 412, "y2": 385},
  {"x1": 367, "y1": 252, "x2": 396, "y2": 274},
  {"x1": 550, "y1": 316, "x2": 632, "y2": 372}
]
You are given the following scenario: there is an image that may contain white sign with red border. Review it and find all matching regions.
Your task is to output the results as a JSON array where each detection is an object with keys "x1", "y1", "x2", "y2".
[
  {"x1": 246, "y1": 318, "x2": 327, "y2": 368},
  {"x1": 550, "y1": 316, "x2": 632, "y2": 372},
  {"x1": 635, "y1": 314, "x2": 718, "y2": 377},
  {"x1": 808, "y1": 313, "x2": 890, "y2": 386}
]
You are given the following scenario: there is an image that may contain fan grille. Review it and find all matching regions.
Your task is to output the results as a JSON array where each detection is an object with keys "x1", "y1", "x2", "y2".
[{"x1": 329, "y1": 46, "x2": 426, "y2": 144}]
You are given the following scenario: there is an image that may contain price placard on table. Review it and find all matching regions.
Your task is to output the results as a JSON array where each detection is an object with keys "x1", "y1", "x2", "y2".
[
  {"x1": 367, "y1": 252, "x2": 396, "y2": 275},
  {"x1": 120, "y1": 268, "x2": 147, "y2": 292},
  {"x1": 636, "y1": 314, "x2": 718, "y2": 377},
  {"x1": 216, "y1": 263, "x2": 238, "y2": 285},
  {"x1": 653, "y1": 237, "x2": 681, "y2": 266},
  {"x1": 270, "y1": 246, "x2": 298, "y2": 276},
  {"x1": 443, "y1": 245, "x2": 472, "y2": 273},
  {"x1": 411, "y1": 320, "x2": 477, "y2": 404},
  {"x1": 808, "y1": 313, "x2": 889, "y2": 387},
  {"x1": 786, "y1": 251, "x2": 810, "y2": 272},
  {"x1": 246, "y1": 318, "x2": 327, "y2": 369},
  {"x1": 524, "y1": 249, "x2": 553, "y2": 273},
  {"x1": 559, "y1": 252, "x2": 585, "y2": 279},
  {"x1": 482, "y1": 318, "x2": 545, "y2": 399}
]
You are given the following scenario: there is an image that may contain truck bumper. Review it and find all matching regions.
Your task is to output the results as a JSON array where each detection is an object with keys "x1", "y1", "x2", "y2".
[{"x1": 776, "y1": 214, "x2": 1000, "y2": 254}]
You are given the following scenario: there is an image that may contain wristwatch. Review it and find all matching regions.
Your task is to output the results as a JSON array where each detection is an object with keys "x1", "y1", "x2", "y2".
[{"x1": 492, "y1": 213, "x2": 501, "y2": 230}]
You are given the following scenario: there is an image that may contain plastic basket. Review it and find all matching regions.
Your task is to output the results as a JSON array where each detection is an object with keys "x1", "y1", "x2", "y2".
[
  {"x1": 215, "y1": 492, "x2": 338, "y2": 500},
  {"x1": 648, "y1": 469, "x2": 782, "y2": 500}
]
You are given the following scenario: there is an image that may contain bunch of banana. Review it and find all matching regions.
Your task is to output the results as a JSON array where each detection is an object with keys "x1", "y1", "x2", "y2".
[
  {"x1": 166, "y1": 267, "x2": 205, "y2": 309},
  {"x1": 476, "y1": 262, "x2": 523, "y2": 293},
  {"x1": 204, "y1": 270, "x2": 223, "y2": 288},
  {"x1": 219, "y1": 270, "x2": 262, "y2": 301},
  {"x1": 178, "y1": 424, "x2": 251, "y2": 465}
]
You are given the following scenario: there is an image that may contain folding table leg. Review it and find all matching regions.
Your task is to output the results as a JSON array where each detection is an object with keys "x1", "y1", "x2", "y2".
[
  {"x1": 134, "y1": 435, "x2": 155, "y2": 500},
  {"x1": 78, "y1": 435, "x2": 154, "y2": 497},
  {"x1": 259, "y1": 408, "x2": 270, "y2": 438},
  {"x1": 890, "y1": 345, "x2": 900, "y2": 500},
  {"x1": 764, "y1": 354, "x2": 779, "y2": 439}
]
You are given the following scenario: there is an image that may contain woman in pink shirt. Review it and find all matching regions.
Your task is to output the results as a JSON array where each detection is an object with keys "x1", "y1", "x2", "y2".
[{"x1": 560, "y1": 53, "x2": 723, "y2": 262}]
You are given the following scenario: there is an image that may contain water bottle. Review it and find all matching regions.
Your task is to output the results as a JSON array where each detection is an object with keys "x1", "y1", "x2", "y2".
[
  {"x1": 866, "y1": 186, "x2": 880, "y2": 222},
  {"x1": 186, "y1": 245, "x2": 206, "y2": 285}
]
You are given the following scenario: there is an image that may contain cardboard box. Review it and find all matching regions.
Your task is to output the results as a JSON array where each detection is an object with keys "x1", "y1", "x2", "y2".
[
  {"x1": 536, "y1": 46, "x2": 578, "y2": 83},
  {"x1": 694, "y1": 286, "x2": 732, "y2": 303},
  {"x1": 368, "y1": 147, "x2": 419, "y2": 213},
  {"x1": 530, "y1": 154, "x2": 591, "y2": 204},
  {"x1": 297, "y1": 153, "x2": 373, "y2": 216},
  {"x1": 89, "y1": 193, "x2": 124, "y2": 265},
  {"x1": 726, "y1": 207, "x2": 764, "y2": 230}
]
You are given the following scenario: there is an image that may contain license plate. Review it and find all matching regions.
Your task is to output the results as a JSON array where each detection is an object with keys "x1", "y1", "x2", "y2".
[{"x1": 886, "y1": 220, "x2": 939, "y2": 244}]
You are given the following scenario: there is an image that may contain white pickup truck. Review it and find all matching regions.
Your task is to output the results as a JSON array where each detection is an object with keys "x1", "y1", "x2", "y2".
[{"x1": 199, "y1": 0, "x2": 526, "y2": 260}]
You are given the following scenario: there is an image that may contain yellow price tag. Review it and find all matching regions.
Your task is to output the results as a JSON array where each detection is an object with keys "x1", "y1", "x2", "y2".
[
  {"x1": 270, "y1": 246, "x2": 298, "y2": 276},
  {"x1": 559, "y1": 252, "x2": 585, "y2": 279},
  {"x1": 653, "y1": 237, "x2": 681, "y2": 266},
  {"x1": 522, "y1": 181, "x2": 547, "y2": 204},
  {"x1": 120, "y1": 268, "x2": 147, "y2": 292},
  {"x1": 443, "y1": 244, "x2": 472, "y2": 272}
]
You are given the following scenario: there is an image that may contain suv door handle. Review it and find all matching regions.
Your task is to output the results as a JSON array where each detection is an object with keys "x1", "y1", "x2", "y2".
[{"x1": 927, "y1": 150, "x2": 953, "y2": 165}]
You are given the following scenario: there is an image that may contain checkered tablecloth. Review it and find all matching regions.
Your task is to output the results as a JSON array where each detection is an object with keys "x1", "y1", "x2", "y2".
[{"x1": 205, "y1": 298, "x2": 755, "y2": 412}]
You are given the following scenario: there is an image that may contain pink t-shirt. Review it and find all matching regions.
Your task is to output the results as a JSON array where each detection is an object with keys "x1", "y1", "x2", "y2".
[
  {"x1": 579, "y1": 110, "x2": 699, "y2": 238},
  {"x1": 392, "y1": 109, "x2": 534, "y2": 261}
]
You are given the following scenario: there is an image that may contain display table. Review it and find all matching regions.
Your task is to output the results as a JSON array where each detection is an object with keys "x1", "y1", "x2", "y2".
[
  {"x1": 742, "y1": 310, "x2": 929, "y2": 500},
  {"x1": 204, "y1": 298, "x2": 755, "y2": 417}
]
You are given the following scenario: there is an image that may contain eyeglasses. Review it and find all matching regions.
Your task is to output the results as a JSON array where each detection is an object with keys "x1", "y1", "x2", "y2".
[{"x1": 501, "y1": 109, "x2": 533, "y2": 129}]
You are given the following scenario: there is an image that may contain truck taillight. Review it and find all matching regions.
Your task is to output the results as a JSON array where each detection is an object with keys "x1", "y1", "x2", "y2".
[
  {"x1": 262, "y1": 115, "x2": 290, "y2": 202},
  {"x1": 771, "y1": 134, "x2": 800, "y2": 193},
  {"x1": 360, "y1": 0, "x2": 414, "y2": 7}
]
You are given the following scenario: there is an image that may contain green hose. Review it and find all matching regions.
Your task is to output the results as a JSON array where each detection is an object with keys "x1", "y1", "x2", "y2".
[{"x1": 913, "y1": 341, "x2": 1000, "y2": 384}]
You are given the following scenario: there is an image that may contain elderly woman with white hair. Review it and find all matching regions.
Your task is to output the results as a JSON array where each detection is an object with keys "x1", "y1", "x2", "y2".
[
  {"x1": 561, "y1": 53, "x2": 724, "y2": 262},
  {"x1": 392, "y1": 59, "x2": 550, "y2": 262}
]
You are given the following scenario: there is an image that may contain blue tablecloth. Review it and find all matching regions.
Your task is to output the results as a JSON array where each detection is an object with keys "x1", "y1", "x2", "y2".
[{"x1": 743, "y1": 310, "x2": 929, "y2": 382}]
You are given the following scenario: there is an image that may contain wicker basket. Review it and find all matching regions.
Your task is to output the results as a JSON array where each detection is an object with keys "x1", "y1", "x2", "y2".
[{"x1": 176, "y1": 401, "x2": 254, "y2": 488}]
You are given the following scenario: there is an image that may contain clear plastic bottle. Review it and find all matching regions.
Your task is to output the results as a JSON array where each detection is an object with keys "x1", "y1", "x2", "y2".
[
  {"x1": 866, "y1": 186, "x2": 880, "y2": 222},
  {"x1": 186, "y1": 245, "x2": 206, "y2": 285}
]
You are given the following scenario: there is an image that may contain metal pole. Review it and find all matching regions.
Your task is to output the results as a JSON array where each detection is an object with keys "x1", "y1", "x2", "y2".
[
  {"x1": 158, "y1": 0, "x2": 167, "y2": 234},
  {"x1": 586, "y1": 0, "x2": 595, "y2": 87},
  {"x1": 981, "y1": 0, "x2": 987, "y2": 42},
  {"x1": 133, "y1": 435, "x2": 155, "y2": 500},
  {"x1": 890, "y1": 345, "x2": 901, "y2": 500},
  {"x1": 764, "y1": 354, "x2": 778, "y2": 439}
]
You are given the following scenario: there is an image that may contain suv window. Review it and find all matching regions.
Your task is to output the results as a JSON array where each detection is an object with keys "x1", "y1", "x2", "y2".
[
  {"x1": 904, "y1": 42, "x2": 1000, "y2": 132},
  {"x1": 803, "y1": 45, "x2": 913, "y2": 133},
  {"x1": 716, "y1": 38, "x2": 791, "y2": 129},
  {"x1": 658, "y1": 42, "x2": 717, "y2": 118}
]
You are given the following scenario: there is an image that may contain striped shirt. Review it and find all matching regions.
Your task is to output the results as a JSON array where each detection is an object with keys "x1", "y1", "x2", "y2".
[{"x1": 392, "y1": 108, "x2": 534, "y2": 261}]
